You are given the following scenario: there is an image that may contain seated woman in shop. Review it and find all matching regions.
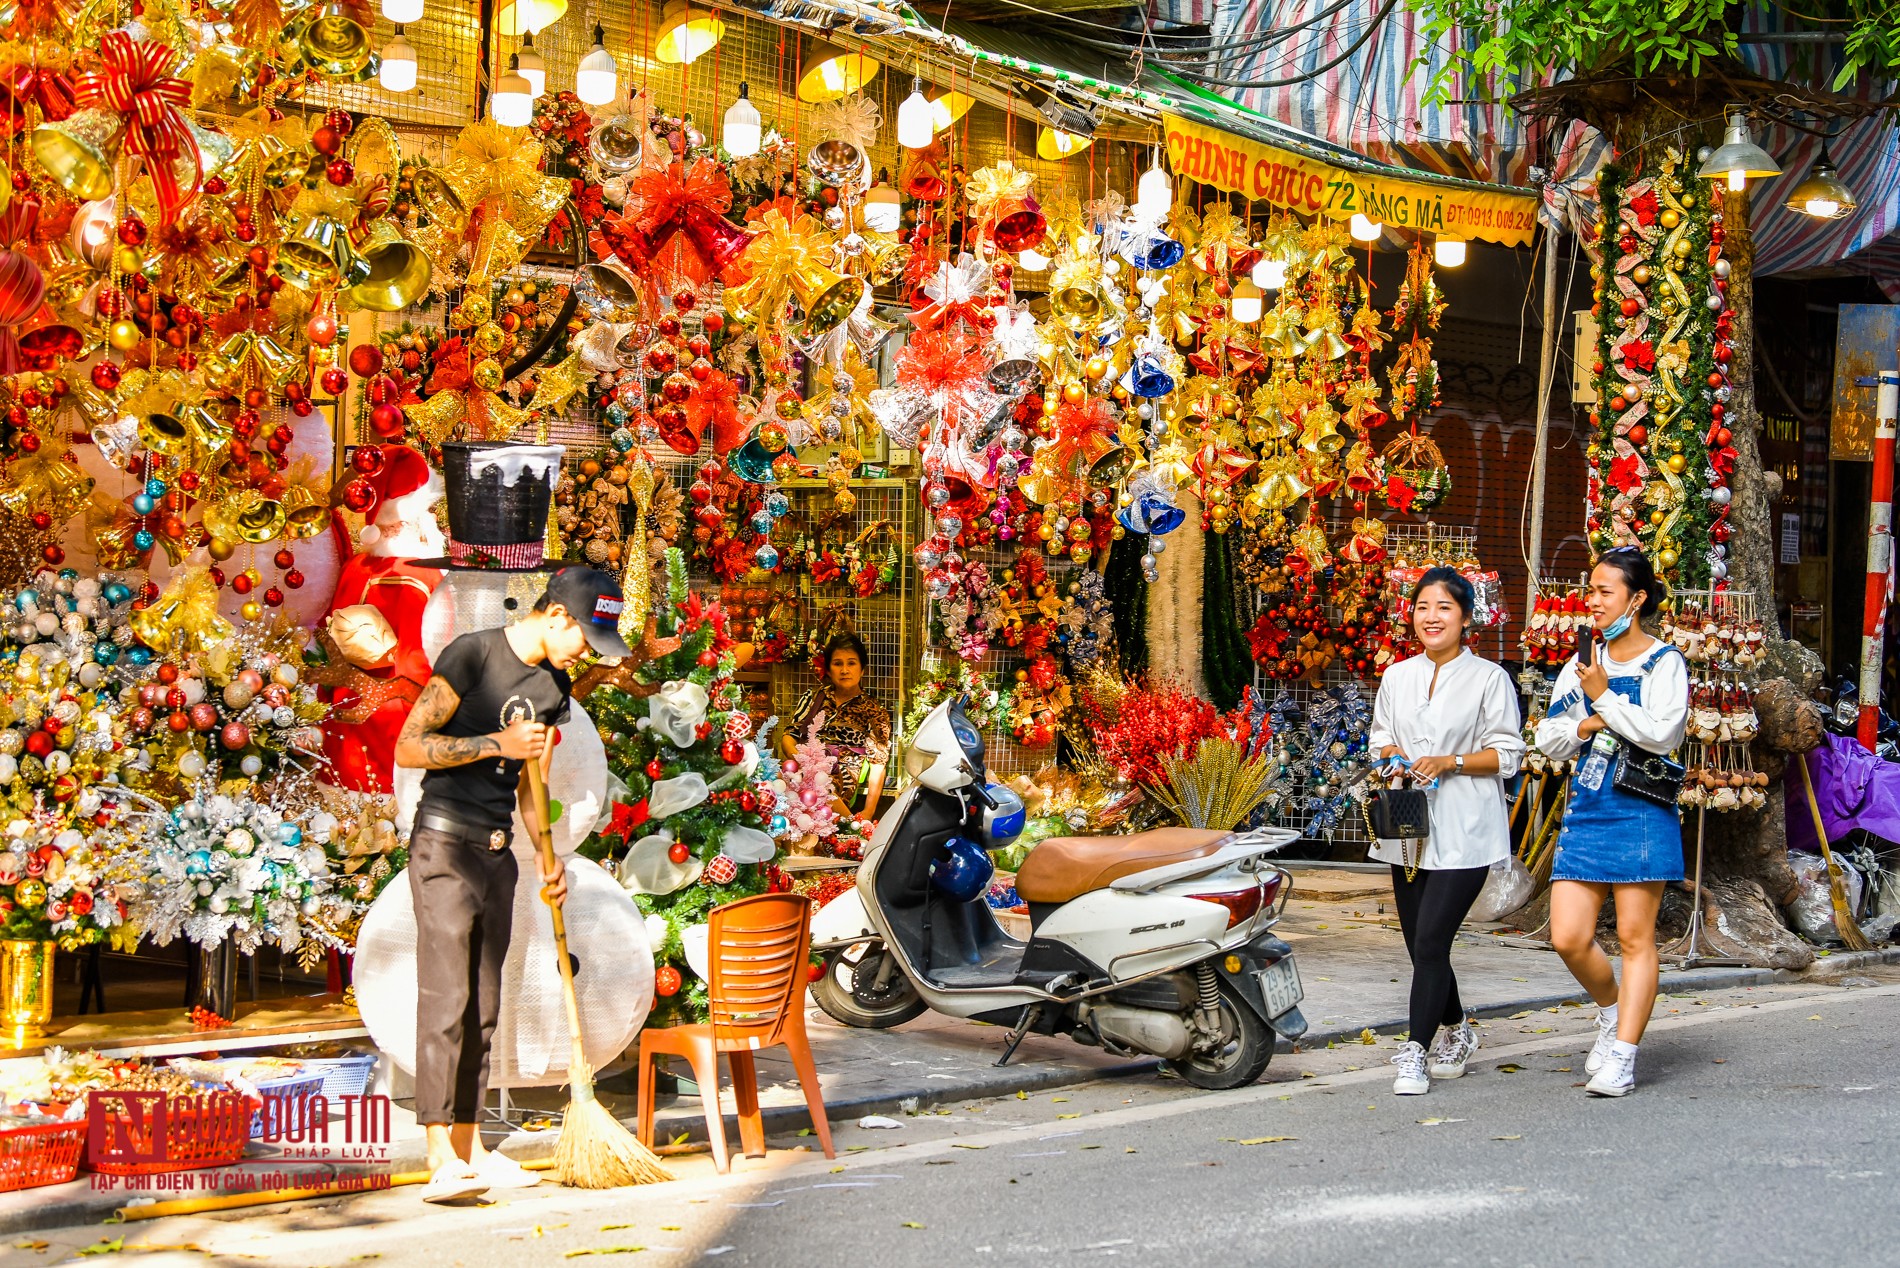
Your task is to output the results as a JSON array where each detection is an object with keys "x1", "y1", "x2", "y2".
[{"x1": 781, "y1": 632, "x2": 892, "y2": 819}]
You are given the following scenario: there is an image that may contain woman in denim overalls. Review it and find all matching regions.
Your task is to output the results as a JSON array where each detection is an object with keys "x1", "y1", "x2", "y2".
[{"x1": 1534, "y1": 549, "x2": 1688, "y2": 1097}]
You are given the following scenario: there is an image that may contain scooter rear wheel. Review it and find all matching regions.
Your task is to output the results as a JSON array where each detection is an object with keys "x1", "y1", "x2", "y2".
[
  {"x1": 1168, "y1": 977, "x2": 1273, "y2": 1090},
  {"x1": 810, "y1": 943, "x2": 927, "y2": 1029}
]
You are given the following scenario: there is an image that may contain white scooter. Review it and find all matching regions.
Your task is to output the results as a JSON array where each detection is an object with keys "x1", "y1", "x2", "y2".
[{"x1": 808, "y1": 698, "x2": 1307, "y2": 1089}]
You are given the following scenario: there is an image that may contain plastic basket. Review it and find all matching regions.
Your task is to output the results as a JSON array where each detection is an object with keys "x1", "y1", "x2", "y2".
[
  {"x1": 85, "y1": 1090, "x2": 255, "y2": 1176},
  {"x1": 0, "y1": 1119, "x2": 87, "y2": 1192},
  {"x1": 251, "y1": 1072, "x2": 326, "y2": 1140},
  {"x1": 303, "y1": 1051, "x2": 378, "y2": 1100}
]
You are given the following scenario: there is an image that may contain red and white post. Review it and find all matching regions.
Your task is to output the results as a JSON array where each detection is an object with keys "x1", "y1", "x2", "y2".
[{"x1": 1860, "y1": 366, "x2": 1900, "y2": 751}]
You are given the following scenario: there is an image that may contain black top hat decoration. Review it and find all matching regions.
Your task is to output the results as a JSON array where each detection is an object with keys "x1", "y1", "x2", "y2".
[{"x1": 414, "y1": 441, "x2": 565, "y2": 571}]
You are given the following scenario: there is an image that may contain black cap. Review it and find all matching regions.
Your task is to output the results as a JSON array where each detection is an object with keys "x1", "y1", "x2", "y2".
[{"x1": 541, "y1": 567, "x2": 633, "y2": 658}]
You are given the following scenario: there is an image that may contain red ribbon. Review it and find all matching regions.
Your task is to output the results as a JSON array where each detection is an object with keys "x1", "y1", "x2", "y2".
[
  {"x1": 0, "y1": 64, "x2": 75, "y2": 124},
  {"x1": 908, "y1": 297, "x2": 994, "y2": 334},
  {"x1": 72, "y1": 33, "x2": 200, "y2": 225}
]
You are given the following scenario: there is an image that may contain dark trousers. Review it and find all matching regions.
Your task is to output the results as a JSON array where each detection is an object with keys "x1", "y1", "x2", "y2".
[
  {"x1": 410, "y1": 825, "x2": 517, "y2": 1126},
  {"x1": 1391, "y1": 864, "x2": 1491, "y2": 1050}
]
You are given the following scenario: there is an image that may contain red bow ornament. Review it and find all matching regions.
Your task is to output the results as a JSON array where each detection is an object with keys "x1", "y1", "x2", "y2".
[
  {"x1": 0, "y1": 65, "x2": 75, "y2": 130},
  {"x1": 72, "y1": 34, "x2": 200, "y2": 225}
]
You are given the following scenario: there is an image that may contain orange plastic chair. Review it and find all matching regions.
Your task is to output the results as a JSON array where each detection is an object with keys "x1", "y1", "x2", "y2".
[{"x1": 635, "y1": 892, "x2": 836, "y2": 1172}]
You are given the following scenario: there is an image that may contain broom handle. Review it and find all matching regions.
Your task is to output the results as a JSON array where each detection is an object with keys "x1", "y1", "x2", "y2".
[
  {"x1": 525, "y1": 758, "x2": 590, "y2": 1076},
  {"x1": 1797, "y1": 751, "x2": 1854, "y2": 909}
]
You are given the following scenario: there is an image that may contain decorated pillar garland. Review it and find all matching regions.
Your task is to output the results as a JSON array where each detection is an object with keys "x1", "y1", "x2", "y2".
[{"x1": 1586, "y1": 149, "x2": 1735, "y2": 587}]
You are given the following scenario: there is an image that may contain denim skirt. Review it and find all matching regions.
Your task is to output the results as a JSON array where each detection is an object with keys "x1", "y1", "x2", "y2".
[{"x1": 1550, "y1": 772, "x2": 1685, "y2": 884}]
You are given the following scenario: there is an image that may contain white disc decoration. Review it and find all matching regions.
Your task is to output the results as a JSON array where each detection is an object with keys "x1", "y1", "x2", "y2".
[
  {"x1": 719, "y1": 823, "x2": 776, "y2": 864},
  {"x1": 419, "y1": 572, "x2": 552, "y2": 663},
  {"x1": 680, "y1": 922, "x2": 711, "y2": 984},
  {"x1": 353, "y1": 854, "x2": 653, "y2": 1087}
]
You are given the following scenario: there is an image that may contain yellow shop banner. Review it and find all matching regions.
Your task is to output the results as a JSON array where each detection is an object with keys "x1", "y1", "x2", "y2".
[{"x1": 1162, "y1": 113, "x2": 1538, "y2": 248}]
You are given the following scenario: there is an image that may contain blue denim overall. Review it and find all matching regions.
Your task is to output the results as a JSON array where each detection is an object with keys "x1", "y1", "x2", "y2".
[{"x1": 1549, "y1": 645, "x2": 1685, "y2": 884}]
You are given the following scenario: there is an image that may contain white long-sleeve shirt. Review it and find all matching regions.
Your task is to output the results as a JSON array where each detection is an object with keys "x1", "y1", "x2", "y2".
[
  {"x1": 1532, "y1": 641, "x2": 1689, "y2": 760},
  {"x1": 1366, "y1": 650, "x2": 1526, "y2": 870}
]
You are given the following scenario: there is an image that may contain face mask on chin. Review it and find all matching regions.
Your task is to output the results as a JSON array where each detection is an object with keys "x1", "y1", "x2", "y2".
[{"x1": 1601, "y1": 600, "x2": 1639, "y2": 642}]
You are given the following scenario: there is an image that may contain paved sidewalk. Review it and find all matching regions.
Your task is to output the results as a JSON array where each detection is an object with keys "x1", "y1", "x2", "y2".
[{"x1": 7, "y1": 871, "x2": 1893, "y2": 1234}]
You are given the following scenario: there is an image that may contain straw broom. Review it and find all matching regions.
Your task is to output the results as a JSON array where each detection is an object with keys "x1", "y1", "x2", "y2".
[
  {"x1": 1796, "y1": 751, "x2": 1872, "y2": 952},
  {"x1": 524, "y1": 760, "x2": 674, "y2": 1187}
]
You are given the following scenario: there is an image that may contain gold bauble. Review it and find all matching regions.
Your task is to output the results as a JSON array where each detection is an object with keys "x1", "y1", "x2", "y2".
[
  {"x1": 113, "y1": 244, "x2": 143, "y2": 274},
  {"x1": 240, "y1": 600, "x2": 264, "y2": 621},
  {"x1": 1680, "y1": 193, "x2": 1696, "y2": 209},
  {"x1": 1659, "y1": 209, "x2": 1680, "y2": 229},
  {"x1": 1111, "y1": 525, "x2": 1125, "y2": 540},
  {"x1": 473, "y1": 322, "x2": 505, "y2": 354},
  {"x1": 1658, "y1": 547, "x2": 1680, "y2": 569},
  {"x1": 1041, "y1": 395, "x2": 1059, "y2": 417},
  {"x1": 1672, "y1": 239, "x2": 1692, "y2": 258},
  {"x1": 1037, "y1": 522, "x2": 1055, "y2": 541},
  {"x1": 453, "y1": 294, "x2": 492, "y2": 327},
  {"x1": 208, "y1": 538, "x2": 236, "y2": 561},
  {"x1": 1649, "y1": 509, "x2": 1666, "y2": 526},
  {"x1": 1666, "y1": 453, "x2": 1687, "y2": 474},
  {"x1": 1067, "y1": 519, "x2": 1091, "y2": 543},
  {"x1": 1068, "y1": 543, "x2": 1092, "y2": 565},
  {"x1": 1083, "y1": 358, "x2": 1108, "y2": 382},
  {"x1": 471, "y1": 358, "x2": 504, "y2": 391},
  {"x1": 1631, "y1": 264, "x2": 1652, "y2": 286},
  {"x1": 503, "y1": 289, "x2": 525, "y2": 308},
  {"x1": 107, "y1": 319, "x2": 142, "y2": 351}
]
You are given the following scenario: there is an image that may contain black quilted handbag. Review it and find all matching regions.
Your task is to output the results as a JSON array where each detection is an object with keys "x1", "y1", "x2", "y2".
[{"x1": 1611, "y1": 742, "x2": 1686, "y2": 809}]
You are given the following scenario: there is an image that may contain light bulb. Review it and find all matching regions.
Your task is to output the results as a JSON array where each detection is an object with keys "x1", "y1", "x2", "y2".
[
  {"x1": 1433, "y1": 237, "x2": 1466, "y2": 267},
  {"x1": 1727, "y1": 168, "x2": 1746, "y2": 192},
  {"x1": 1136, "y1": 160, "x2": 1171, "y2": 215},
  {"x1": 653, "y1": 0, "x2": 724, "y2": 65},
  {"x1": 378, "y1": 28, "x2": 417, "y2": 92},
  {"x1": 897, "y1": 85, "x2": 932, "y2": 150},
  {"x1": 516, "y1": 33, "x2": 544, "y2": 98},
  {"x1": 1349, "y1": 213, "x2": 1382, "y2": 242},
  {"x1": 381, "y1": 0, "x2": 421, "y2": 22},
  {"x1": 575, "y1": 25, "x2": 618, "y2": 105},
  {"x1": 863, "y1": 182, "x2": 901, "y2": 233},
  {"x1": 723, "y1": 82, "x2": 761, "y2": 158},
  {"x1": 1251, "y1": 256, "x2": 1286, "y2": 290},
  {"x1": 1230, "y1": 278, "x2": 1263, "y2": 323},
  {"x1": 1804, "y1": 197, "x2": 1841, "y2": 218},
  {"x1": 1018, "y1": 248, "x2": 1050, "y2": 271},
  {"x1": 491, "y1": 57, "x2": 533, "y2": 127}
]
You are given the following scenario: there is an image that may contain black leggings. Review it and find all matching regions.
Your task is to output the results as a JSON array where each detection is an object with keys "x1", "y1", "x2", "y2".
[{"x1": 1391, "y1": 864, "x2": 1491, "y2": 1049}]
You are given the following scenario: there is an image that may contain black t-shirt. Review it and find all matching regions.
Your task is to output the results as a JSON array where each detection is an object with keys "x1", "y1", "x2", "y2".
[{"x1": 417, "y1": 627, "x2": 572, "y2": 830}]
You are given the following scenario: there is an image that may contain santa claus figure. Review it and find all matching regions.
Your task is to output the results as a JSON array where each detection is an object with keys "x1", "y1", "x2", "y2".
[{"x1": 316, "y1": 445, "x2": 445, "y2": 794}]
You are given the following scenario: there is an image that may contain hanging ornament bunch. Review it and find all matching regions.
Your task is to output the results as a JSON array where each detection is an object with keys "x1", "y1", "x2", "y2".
[
  {"x1": 1587, "y1": 146, "x2": 1730, "y2": 588},
  {"x1": 1520, "y1": 583, "x2": 1591, "y2": 666}
]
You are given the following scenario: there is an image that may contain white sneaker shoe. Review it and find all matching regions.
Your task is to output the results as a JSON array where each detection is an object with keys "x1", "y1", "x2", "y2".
[
  {"x1": 1428, "y1": 1021, "x2": 1478, "y2": 1079},
  {"x1": 1584, "y1": 1010, "x2": 1619, "y2": 1075},
  {"x1": 476, "y1": 1151, "x2": 543, "y2": 1189},
  {"x1": 1585, "y1": 1046, "x2": 1637, "y2": 1097},
  {"x1": 1391, "y1": 1040, "x2": 1430, "y2": 1095},
  {"x1": 420, "y1": 1161, "x2": 490, "y2": 1205}
]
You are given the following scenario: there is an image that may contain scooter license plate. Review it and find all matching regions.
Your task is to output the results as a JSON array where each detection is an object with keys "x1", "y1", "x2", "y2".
[{"x1": 1256, "y1": 958, "x2": 1303, "y2": 1018}]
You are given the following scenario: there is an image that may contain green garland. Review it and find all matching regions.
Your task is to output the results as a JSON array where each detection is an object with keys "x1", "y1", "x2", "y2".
[
  {"x1": 1104, "y1": 532, "x2": 1150, "y2": 678},
  {"x1": 1587, "y1": 151, "x2": 1720, "y2": 589},
  {"x1": 1201, "y1": 531, "x2": 1251, "y2": 709}
]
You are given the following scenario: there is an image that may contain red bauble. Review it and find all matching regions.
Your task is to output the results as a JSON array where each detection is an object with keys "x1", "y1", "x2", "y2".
[
  {"x1": 311, "y1": 124, "x2": 342, "y2": 155},
  {"x1": 697, "y1": 650, "x2": 718, "y2": 668},
  {"x1": 719, "y1": 739, "x2": 744, "y2": 764},
  {"x1": 264, "y1": 587, "x2": 284, "y2": 607},
  {"x1": 284, "y1": 570, "x2": 305, "y2": 589},
  {"x1": 1618, "y1": 297, "x2": 1640, "y2": 318},
  {"x1": 348, "y1": 343, "x2": 384, "y2": 377},
  {"x1": 166, "y1": 710, "x2": 191, "y2": 733},
  {"x1": 645, "y1": 758, "x2": 665, "y2": 779},
  {"x1": 221, "y1": 722, "x2": 252, "y2": 750},
  {"x1": 319, "y1": 367, "x2": 349, "y2": 395},
  {"x1": 23, "y1": 730, "x2": 53, "y2": 757},
  {"x1": 340, "y1": 477, "x2": 376, "y2": 512},
  {"x1": 231, "y1": 573, "x2": 254, "y2": 595},
  {"x1": 157, "y1": 663, "x2": 180, "y2": 685},
  {"x1": 129, "y1": 706, "x2": 153, "y2": 732},
  {"x1": 324, "y1": 158, "x2": 354, "y2": 187},
  {"x1": 189, "y1": 702, "x2": 220, "y2": 731},
  {"x1": 91, "y1": 363, "x2": 121, "y2": 391},
  {"x1": 306, "y1": 314, "x2": 338, "y2": 346},
  {"x1": 654, "y1": 966, "x2": 682, "y2": 996},
  {"x1": 1627, "y1": 423, "x2": 1647, "y2": 446},
  {"x1": 702, "y1": 312, "x2": 724, "y2": 334},
  {"x1": 667, "y1": 842, "x2": 690, "y2": 864},
  {"x1": 1706, "y1": 372, "x2": 1725, "y2": 389},
  {"x1": 273, "y1": 548, "x2": 296, "y2": 569},
  {"x1": 369, "y1": 403, "x2": 405, "y2": 437}
]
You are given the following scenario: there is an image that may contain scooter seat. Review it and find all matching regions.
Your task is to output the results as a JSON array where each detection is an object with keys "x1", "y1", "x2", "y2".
[{"x1": 1014, "y1": 830, "x2": 1227, "y2": 904}]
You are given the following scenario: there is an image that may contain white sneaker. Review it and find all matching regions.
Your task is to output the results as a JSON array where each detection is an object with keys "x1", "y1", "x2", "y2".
[
  {"x1": 1428, "y1": 1021, "x2": 1478, "y2": 1079},
  {"x1": 1585, "y1": 1046, "x2": 1637, "y2": 1097},
  {"x1": 1391, "y1": 1040, "x2": 1430, "y2": 1095},
  {"x1": 1584, "y1": 1010, "x2": 1619, "y2": 1075},
  {"x1": 420, "y1": 1161, "x2": 490, "y2": 1205},
  {"x1": 476, "y1": 1151, "x2": 543, "y2": 1189}
]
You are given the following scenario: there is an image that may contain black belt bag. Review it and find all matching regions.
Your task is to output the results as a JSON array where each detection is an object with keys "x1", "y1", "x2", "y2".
[
  {"x1": 415, "y1": 811, "x2": 512, "y2": 852},
  {"x1": 1610, "y1": 742, "x2": 1686, "y2": 809}
]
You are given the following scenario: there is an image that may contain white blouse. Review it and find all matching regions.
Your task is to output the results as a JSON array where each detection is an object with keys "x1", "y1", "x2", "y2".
[
  {"x1": 1366, "y1": 651, "x2": 1526, "y2": 870},
  {"x1": 1533, "y1": 640, "x2": 1689, "y2": 760}
]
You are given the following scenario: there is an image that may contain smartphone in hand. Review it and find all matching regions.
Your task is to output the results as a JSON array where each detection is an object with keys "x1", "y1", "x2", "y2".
[{"x1": 1577, "y1": 634, "x2": 1595, "y2": 668}]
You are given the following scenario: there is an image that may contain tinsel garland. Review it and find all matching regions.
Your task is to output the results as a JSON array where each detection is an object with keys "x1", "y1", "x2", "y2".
[
  {"x1": 1587, "y1": 152, "x2": 1729, "y2": 588},
  {"x1": 1147, "y1": 491, "x2": 1205, "y2": 693},
  {"x1": 1201, "y1": 531, "x2": 1251, "y2": 710},
  {"x1": 1103, "y1": 532, "x2": 1150, "y2": 677}
]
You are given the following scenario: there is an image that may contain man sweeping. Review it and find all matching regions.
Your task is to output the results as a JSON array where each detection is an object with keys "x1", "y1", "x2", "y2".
[{"x1": 395, "y1": 564, "x2": 632, "y2": 1203}]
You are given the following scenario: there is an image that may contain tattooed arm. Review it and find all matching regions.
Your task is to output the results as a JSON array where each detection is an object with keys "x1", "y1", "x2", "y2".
[{"x1": 395, "y1": 676, "x2": 510, "y2": 770}]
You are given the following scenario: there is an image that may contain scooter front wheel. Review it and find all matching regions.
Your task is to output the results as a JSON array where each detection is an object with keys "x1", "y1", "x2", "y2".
[
  {"x1": 810, "y1": 943, "x2": 927, "y2": 1029},
  {"x1": 1169, "y1": 976, "x2": 1274, "y2": 1090}
]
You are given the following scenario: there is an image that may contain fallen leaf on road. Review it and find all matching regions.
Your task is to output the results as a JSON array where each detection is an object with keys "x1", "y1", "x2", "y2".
[
  {"x1": 76, "y1": 1241, "x2": 123, "y2": 1257},
  {"x1": 1080, "y1": 1145, "x2": 1102, "y2": 1150},
  {"x1": 925, "y1": 1161, "x2": 956, "y2": 1166},
  {"x1": 1126, "y1": 1148, "x2": 1138, "y2": 1154},
  {"x1": 1555, "y1": 1067, "x2": 1572, "y2": 1073},
  {"x1": 601, "y1": 1224, "x2": 635, "y2": 1232},
  {"x1": 661, "y1": 1226, "x2": 681, "y2": 1232},
  {"x1": 1057, "y1": 1113, "x2": 1081, "y2": 1120},
  {"x1": 797, "y1": 1128, "x2": 812, "y2": 1137},
  {"x1": 1235, "y1": 1137, "x2": 1296, "y2": 1146},
  {"x1": 1016, "y1": 1091, "x2": 1027, "y2": 1100},
  {"x1": 1416, "y1": 1118, "x2": 1467, "y2": 1126},
  {"x1": 901, "y1": 1223, "x2": 926, "y2": 1230},
  {"x1": 952, "y1": 1143, "x2": 989, "y2": 1150},
  {"x1": 1357, "y1": 1029, "x2": 1378, "y2": 1045},
  {"x1": 1052, "y1": 1097, "x2": 1069, "y2": 1103},
  {"x1": 1809, "y1": 1015, "x2": 1823, "y2": 1021},
  {"x1": 564, "y1": 1246, "x2": 644, "y2": 1257},
  {"x1": 1510, "y1": 977, "x2": 1527, "y2": 983},
  {"x1": 1497, "y1": 1064, "x2": 1523, "y2": 1073},
  {"x1": 1508, "y1": 1011, "x2": 1531, "y2": 1019},
  {"x1": 1493, "y1": 1135, "x2": 1522, "y2": 1141},
  {"x1": 1300, "y1": 1072, "x2": 1317, "y2": 1079},
  {"x1": 1531, "y1": 1028, "x2": 1554, "y2": 1034}
]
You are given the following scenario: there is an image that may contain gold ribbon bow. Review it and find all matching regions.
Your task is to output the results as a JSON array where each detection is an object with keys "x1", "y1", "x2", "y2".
[
  {"x1": 128, "y1": 566, "x2": 234, "y2": 656},
  {"x1": 0, "y1": 429, "x2": 94, "y2": 523},
  {"x1": 412, "y1": 121, "x2": 570, "y2": 288}
]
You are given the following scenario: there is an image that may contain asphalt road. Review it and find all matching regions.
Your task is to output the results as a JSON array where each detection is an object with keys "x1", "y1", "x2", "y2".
[{"x1": 17, "y1": 973, "x2": 1900, "y2": 1268}]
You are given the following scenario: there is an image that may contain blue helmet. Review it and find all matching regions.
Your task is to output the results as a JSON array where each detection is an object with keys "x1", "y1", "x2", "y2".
[
  {"x1": 930, "y1": 835, "x2": 994, "y2": 903},
  {"x1": 980, "y1": 784, "x2": 1026, "y2": 849}
]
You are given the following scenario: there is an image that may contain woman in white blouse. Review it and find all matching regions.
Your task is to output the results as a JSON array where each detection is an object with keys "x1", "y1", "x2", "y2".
[
  {"x1": 1532, "y1": 548, "x2": 1687, "y2": 1098},
  {"x1": 1368, "y1": 567, "x2": 1525, "y2": 1097}
]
